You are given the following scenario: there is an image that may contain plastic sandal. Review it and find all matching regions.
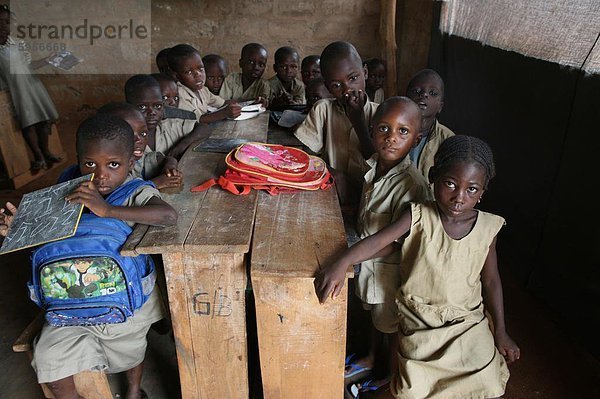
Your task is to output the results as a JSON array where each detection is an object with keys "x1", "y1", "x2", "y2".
[
  {"x1": 345, "y1": 353, "x2": 373, "y2": 379},
  {"x1": 349, "y1": 378, "x2": 391, "y2": 398}
]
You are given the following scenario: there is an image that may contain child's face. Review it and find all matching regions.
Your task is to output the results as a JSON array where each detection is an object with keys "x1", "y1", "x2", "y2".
[
  {"x1": 371, "y1": 101, "x2": 420, "y2": 168},
  {"x1": 406, "y1": 74, "x2": 444, "y2": 119},
  {"x1": 239, "y1": 48, "x2": 268, "y2": 81},
  {"x1": 274, "y1": 53, "x2": 299, "y2": 83},
  {"x1": 306, "y1": 83, "x2": 333, "y2": 109},
  {"x1": 205, "y1": 62, "x2": 226, "y2": 95},
  {"x1": 366, "y1": 63, "x2": 385, "y2": 91},
  {"x1": 301, "y1": 59, "x2": 321, "y2": 85},
  {"x1": 128, "y1": 86, "x2": 164, "y2": 132},
  {"x1": 78, "y1": 139, "x2": 133, "y2": 197},
  {"x1": 322, "y1": 58, "x2": 367, "y2": 101},
  {"x1": 174, "y1": 53, "x2": 206, "y2": 92},
  {"x1": 433, "y1": 161, "x2": 486, "y2": 219},
  {"x1": 160, "y1": 80, "x2": 179, "y2": 107},
  {"x1": 122, "y1": 111, "x2": 148, "y2": 160}
]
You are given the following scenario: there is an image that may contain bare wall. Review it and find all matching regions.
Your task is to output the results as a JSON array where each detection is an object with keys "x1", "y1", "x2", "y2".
[{"x1": 38, "y1": 0, "x2": 381, "y2": 134}]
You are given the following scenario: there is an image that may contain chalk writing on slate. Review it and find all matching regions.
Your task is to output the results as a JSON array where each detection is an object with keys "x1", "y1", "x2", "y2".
[{"x1": 0, "y1": 174, "x2": 93, "y2": 255}]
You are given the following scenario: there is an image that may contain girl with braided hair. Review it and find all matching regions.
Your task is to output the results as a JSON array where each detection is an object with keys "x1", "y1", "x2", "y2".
[{"x1": 315, "y1": 135, "x2": 520, "y2": 398}]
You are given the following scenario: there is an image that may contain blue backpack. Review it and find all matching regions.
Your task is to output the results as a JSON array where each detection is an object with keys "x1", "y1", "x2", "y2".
[{"x1": 27, "y1": 169, "x2": 157, "y2": 327}]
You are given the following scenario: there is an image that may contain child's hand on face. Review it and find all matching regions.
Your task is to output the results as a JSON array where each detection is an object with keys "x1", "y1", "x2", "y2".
[
  {"x1": 0, "y1": 202, "x2": 17, "y2": 237},
  {"x1": 225, "y1": 102, "x2": 242, "y2": 119},
  {"x1": 495, "y1": 331, "x2": 521, "y2": 364},
  {"x1": 65, "y1": 181, "x2": 111, "y2": 217},
  {"x1": 342, "y1": 89, "x2": 366, "y2": 124}
]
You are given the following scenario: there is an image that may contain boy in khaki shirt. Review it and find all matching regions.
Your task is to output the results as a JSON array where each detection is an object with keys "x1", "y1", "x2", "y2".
[
  {"x1": 294, "y1": 41, "x2": 378, "y2": 206},
  {"x1": 268, "y1": 46, "x2": 305, "y2": 110},
  {"x1": 219, "y1": 42, "x2": 270, "y2": 107}
]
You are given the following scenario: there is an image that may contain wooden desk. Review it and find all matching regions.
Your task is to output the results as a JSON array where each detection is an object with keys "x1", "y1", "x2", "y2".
[
  {"x1": 0, "y1": 90, "x2": 66, "y2": 189},
  {"x1": 251, "y1": 188, "x2": 351, "y2": 399},
  {"x1": 124, "y1": 112, "x2": 269, "y2": 399}
]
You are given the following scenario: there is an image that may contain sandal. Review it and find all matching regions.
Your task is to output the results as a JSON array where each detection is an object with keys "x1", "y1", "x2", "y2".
[
  {"x1": 345, "y1": 353, "x2": 373, "y2": 379},
  {"x1": 349, "y1": 378, "x2": 391, "y2": 398}
]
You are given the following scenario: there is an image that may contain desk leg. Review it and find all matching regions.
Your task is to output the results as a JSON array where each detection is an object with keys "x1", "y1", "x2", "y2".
[
  {"x1": 253, "y1": 276, "x2": 348, "y2": 399},
  {"x1": 162, "y1": 252, "x2": 249, "y2": 399}
]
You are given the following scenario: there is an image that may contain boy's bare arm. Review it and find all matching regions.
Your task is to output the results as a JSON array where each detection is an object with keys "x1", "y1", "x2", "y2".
[
  {"x1": 65, "y1": 181, "x2": 178, "y2": 227},
  {"x1": 481, "y1": 237, "x2": 521, "y2": 364},
  {"x1": 342, "y1": 89, "x2": 375, "y2": 158}
]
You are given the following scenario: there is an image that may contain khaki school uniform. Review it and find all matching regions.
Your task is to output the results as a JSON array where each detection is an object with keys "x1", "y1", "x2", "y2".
[
  {"x1": 294, "y1": 98, "x2": 379, "y2": 190},
  {"x1": 355, "y1": 155, "x2": 432, "y2": 333},
  {"x1": 268, "y1": 76, "x2": 305, "y2": 105},
  {"x1": 391, "y1": 202, "x2": 509, "y2": 398},
  {"x1": 31, "y1": 181, "x2": 165, "y2": 383},
  {"x1": 416, "y1": 119, "x2": 455, "y2": 184},
  {"x1": 219, "y1": 72, "x2": 271, "y2": 101},
  {"x1": 177, "y1": 82, "x2": 225, "y2": 121},
  {"x1": 373, "y1": 87, "x2": 385, "y2": 104},
  {"x1": 154, "y1": 117, "x2": 196, "y2": 155},
  {"x1": 131, "y1": 148, "x2": 164, "y2": 182}
]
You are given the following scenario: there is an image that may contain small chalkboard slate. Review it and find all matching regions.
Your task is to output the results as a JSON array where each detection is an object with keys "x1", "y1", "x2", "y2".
[
  {"x1": 193, "y1": 138, "x2": 249, "y2": 153},
  {"x1": 0, "y1": 174, "x2": 93, "y2": 255}
]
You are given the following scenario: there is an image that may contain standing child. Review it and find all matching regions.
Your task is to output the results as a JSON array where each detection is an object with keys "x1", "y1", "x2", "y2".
[
  {"x1": 98, "y1": 102, "x2": 183, "y2": 190},
  {"x1": 364, "y1": 58, "x2": 386, "y2": 104},
  {"x1": 301, "y1": 54, "x2": 322, "y2": 85},
  {"x1": 315, "y1": 135, "x2": 520, "y2": 399},
  {"x1": 0, "y1": 5, "x2": 61, "y2": 171},
  {"x1": 406, "y1": 69, "x2": 454, "y2": 184},
  {"x1": 294, "y1": 41, "x2": 378, "y2": 206},
  {"x1": 124, "y1": 74, "x2": 208, "y2": 159},
  {"x1": 0, "y1": 114, "x2": 177, "y2": 399},
  {"x1": 268, "y1": 46, "x2": 305, "y2": 110},
  {"x1": 346, "y1": 97, "x2": 432, "y2": 391},
  {"x1": 168, "y1": 44, "x2": 241, "y2": 123},
  {"x1": 202, "y1": 53, "x2": 227, "y2": 96},
  {"x1": 219, "y1": 42, "x2": 270, "y2": 107}
]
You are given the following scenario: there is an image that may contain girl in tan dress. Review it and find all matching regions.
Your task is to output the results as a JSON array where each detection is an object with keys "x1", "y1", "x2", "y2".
[{"x1": 315, "y1": 135, "x2": 520, "y2": 398}]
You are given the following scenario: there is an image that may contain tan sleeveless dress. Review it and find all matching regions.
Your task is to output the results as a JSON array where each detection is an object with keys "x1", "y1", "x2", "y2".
[{"x1": 391, "y1": 202, "x2": 510, "y2": 399}]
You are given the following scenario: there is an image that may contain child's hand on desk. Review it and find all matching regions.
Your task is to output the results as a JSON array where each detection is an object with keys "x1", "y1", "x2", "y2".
[
  {"x1": 253, "y1": 96, "x2": 269, "y2": 109},
  {"x1": 0, "y1": 202, "x2": 17, "y2": 236},
  {"x1": 152, "y1": 168, "x2": 183, "y2": 190},
  {"x1": 314, "y1": 261, "x2": 348, "y2": 304},
  {"x1": 225, "y1": 102, "x2": 242, "y2": 119},
  {"x1": 65, "y1": 181, "x2": 110, "y2": 217}
]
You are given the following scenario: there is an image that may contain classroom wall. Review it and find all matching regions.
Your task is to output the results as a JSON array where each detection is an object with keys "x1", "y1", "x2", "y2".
[{"x1": 38, "y1": 0, "x2": 381, "y2": 134}]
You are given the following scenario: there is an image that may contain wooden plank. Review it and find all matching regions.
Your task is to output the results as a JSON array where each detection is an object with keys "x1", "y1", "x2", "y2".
[
  {"x1": 381, "y1": 0, "x2": 398, "y2": 97},
  {"x1": 209, "y1": 112, "x2": 269, "y2": 142},
  {"x1": 73, "y1": 372, "x2": 113, "y2": 399},
  {"x1": 12, "y1": 312, "x2": 44, "y2": 353},
  {"x1": 253, "y1": 276, "x2": 348, "y2": 399},
  {"x1": 163, "y1": 252, "x2": 248, "y2": 399},
  {"x1": 267, "y1": 123, "x2": 305, "y2": 147},
  {"x1": 251, "y1": 189, "x2": 350, "y2": 278},
  {"x1": 120, "y1": 224, "x2": 149, "y2": 256}
]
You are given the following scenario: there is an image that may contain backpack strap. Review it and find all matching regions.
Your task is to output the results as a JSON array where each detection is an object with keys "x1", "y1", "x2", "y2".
[
  {"x1": 191, "y1": 177, "x2": 252, "y2": 195},
  {"x1": 106, "y1": 178, "x2": 156, "y2": 206}
]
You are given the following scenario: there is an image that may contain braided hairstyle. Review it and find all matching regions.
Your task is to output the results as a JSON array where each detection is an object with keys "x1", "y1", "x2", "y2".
[{"x1": 429, "y1": 135, "x2": 496, "y2": 189}]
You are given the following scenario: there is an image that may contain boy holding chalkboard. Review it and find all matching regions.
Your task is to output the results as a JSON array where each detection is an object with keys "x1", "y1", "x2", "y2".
[{"x1": 0, "y1": 114, "x2": 177, "y2": 399}]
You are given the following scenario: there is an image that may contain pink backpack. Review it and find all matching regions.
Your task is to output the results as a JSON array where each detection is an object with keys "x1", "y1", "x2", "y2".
[{"x1": 191, "y1": 142, "x2": 334, "y2": 195}]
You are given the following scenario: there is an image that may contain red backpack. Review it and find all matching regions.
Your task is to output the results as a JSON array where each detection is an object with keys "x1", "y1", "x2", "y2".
[{"x1": 191, "y1": 142, "x2": 334, "y2": 195}]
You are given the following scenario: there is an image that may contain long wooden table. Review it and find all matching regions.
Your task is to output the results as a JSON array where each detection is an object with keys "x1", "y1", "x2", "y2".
[{"x1": 123, "y1": 111, "x2": 351, "y2": 399}]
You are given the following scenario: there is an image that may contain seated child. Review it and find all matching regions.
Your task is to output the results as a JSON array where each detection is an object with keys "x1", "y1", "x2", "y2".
[
  {"x1": 124, "y1": 74, "x2": 209, "y2": 159},
  {"x1": 344, "y1": 97, "x2": 432, "y2": 391},
  {"x1": 301, "y1": 54, "x2": 322, "y2": 85},
  {"x1": 150, "y1": 73, "x2": 196, "y2": 120},
  {"x1": 168, "y1": 44, "x2": 241, "y2": 123},
  {"x1": 405, "y1": 68, "x2": 454, "y2": 184},
  {"x1": 202, "y1": 53, "x2": 227, "y2": 96},
  {"x1": 294, "y1": 41, "x2": 379, "y2": 206},
  {"x1": 0, "y1": 113, "x2": 178, "y2": 399},
  {"x1": 219, "y1": 42, "x2": 271, "y2": 107},
  {"x1": 305, "y1": 77, "x2": 333, "y2": 111},
  {"x1": 98, "y1": 102, "x2": 183, "y2": 190},
  {"x1": 315, "y1": 135, "x2": 520, "y2": 399},
  {"x1": 364, "y1": 58, "x2": 386, "y2": 104},
  {"x1": 155, "y1": 47, "x2": 173, "y2": 77},
  {"x1": 268, "y1": 46, "x2": 305, "y2": 110}
]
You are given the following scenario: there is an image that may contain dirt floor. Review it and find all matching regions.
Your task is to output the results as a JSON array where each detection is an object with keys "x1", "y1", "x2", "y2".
[{"x1": 0, "y1": 121, "x2": 599, "y2": 399}]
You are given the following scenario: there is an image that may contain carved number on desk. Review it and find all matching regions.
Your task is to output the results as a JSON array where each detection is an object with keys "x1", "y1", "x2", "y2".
[{"x1": 192, "y1": 288, "x2": 232, "y2": 318}]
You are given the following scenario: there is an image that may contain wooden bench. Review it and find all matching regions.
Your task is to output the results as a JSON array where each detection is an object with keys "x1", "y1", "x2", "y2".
[
  {"x1": 0, "y1": 90, "x2": 66, "y2": 189},
  {"x1": 250, "y1": 187, "x2": 352, "y2": 398},
  {"x1": 12, "y1": 313, "x2": 112, "y2": 399}
]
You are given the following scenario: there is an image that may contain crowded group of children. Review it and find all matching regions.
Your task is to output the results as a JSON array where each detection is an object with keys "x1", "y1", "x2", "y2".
[{"x1": 0, "y1": 33, "x2": 521, "y2": 399}]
